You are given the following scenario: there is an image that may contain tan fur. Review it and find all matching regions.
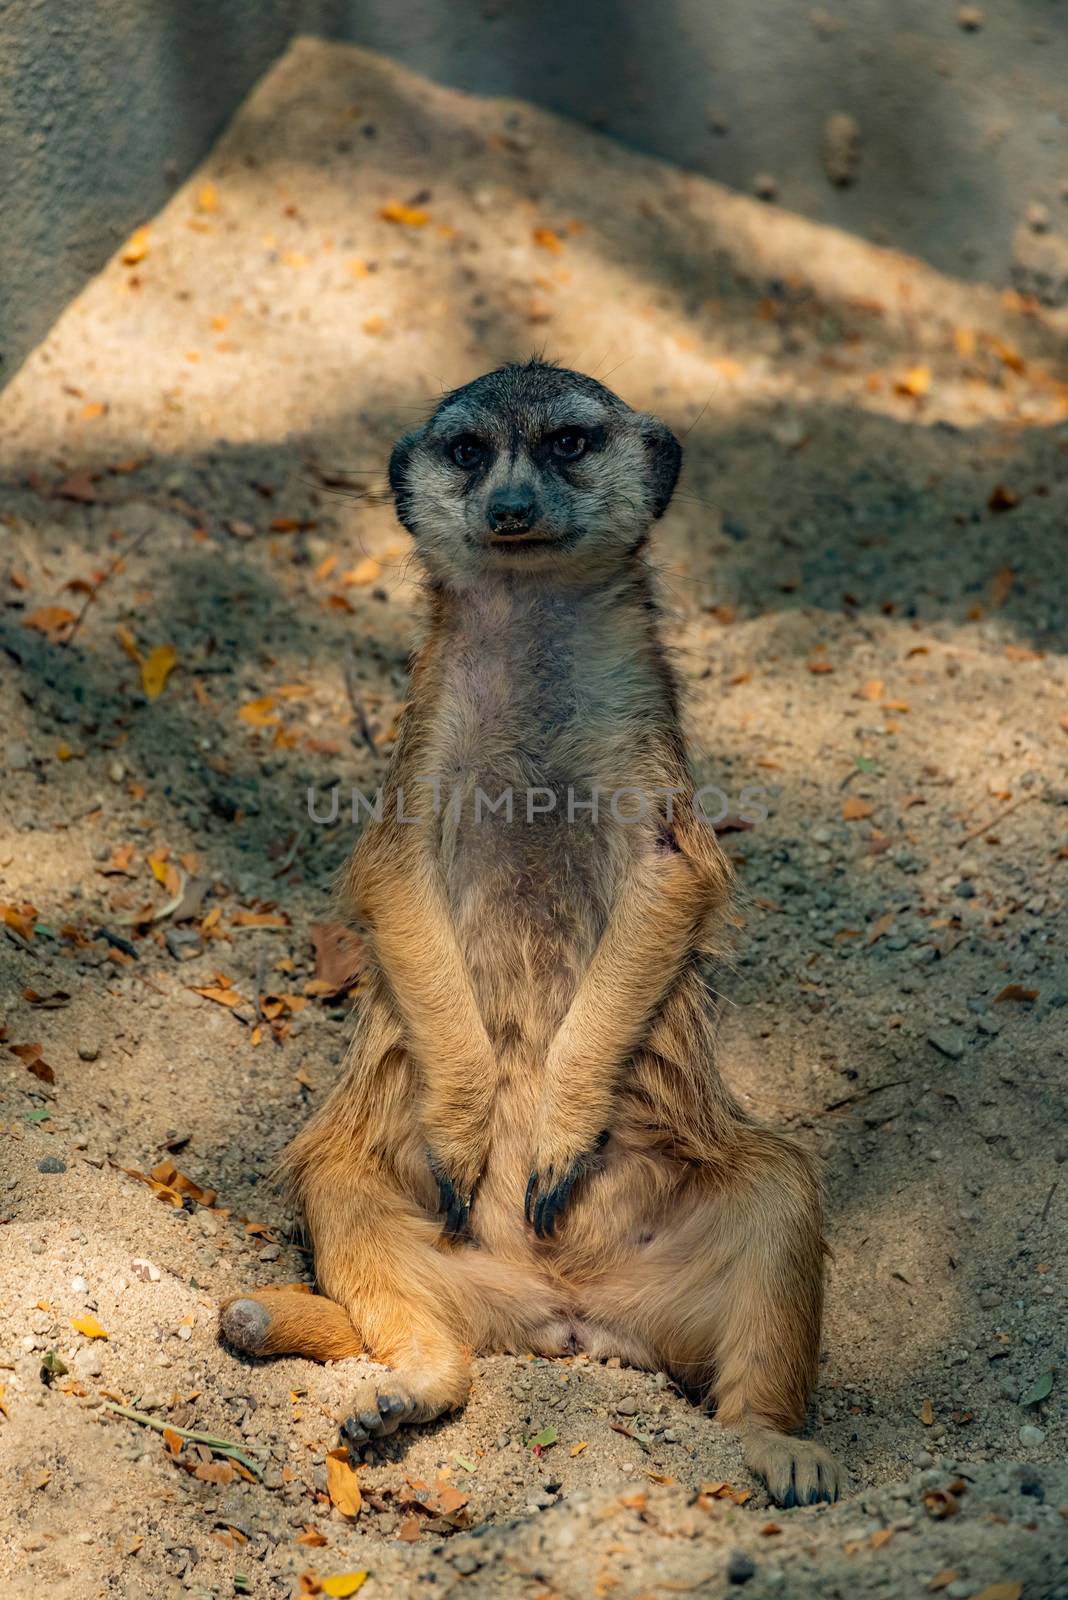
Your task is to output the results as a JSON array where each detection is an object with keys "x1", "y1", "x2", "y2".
[{"x1": 219, "y1": 367, "x2": 840, "y2": 1505}]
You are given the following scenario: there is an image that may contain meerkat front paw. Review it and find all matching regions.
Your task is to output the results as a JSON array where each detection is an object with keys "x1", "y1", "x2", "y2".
[{"x1": 525, "y1": 1130, "x2": 610, "y2": 1239}]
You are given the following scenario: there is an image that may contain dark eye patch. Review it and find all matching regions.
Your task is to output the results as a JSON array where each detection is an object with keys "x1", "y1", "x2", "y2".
[
  {"x1": 536, "y1": 423, "x2": 606, "y2": 465},
  {"x1": 446, "y1": 434, "x2": 491, "y2": 470}
]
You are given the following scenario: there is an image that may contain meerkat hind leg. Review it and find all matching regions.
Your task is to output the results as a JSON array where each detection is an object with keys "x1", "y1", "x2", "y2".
[
  {"x1": 700, "y1": 1132, "x2": 840, "y2": 1506},
  {"x1": 576, "y1": 1129, "x2": 839, "y2": 1506}
]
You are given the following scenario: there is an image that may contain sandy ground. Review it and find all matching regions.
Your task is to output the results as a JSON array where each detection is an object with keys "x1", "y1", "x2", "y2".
[{"x1": 1, "y1": 37, "x2": 1066, "y2": 1600}]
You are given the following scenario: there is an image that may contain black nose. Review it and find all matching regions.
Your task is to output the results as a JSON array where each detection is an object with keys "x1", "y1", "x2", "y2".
[{"x1": 487, "y1": 488, "x2": 536, "y2": 535}]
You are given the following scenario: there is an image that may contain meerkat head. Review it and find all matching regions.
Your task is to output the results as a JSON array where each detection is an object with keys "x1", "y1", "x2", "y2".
[{"x1": 388, "y1": 360, "x2": 681, "y2": 585}]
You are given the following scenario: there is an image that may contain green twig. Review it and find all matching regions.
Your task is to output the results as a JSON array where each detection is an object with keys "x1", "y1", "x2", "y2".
[{"x1": 100, "y1": 1400, "x2": 265, "y2": 1477}]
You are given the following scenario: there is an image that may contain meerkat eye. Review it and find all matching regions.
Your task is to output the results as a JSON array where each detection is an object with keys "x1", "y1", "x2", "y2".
[
  {"x1": 449, "y1": 435, "x2": 485, "y2": 469},
  {"x1": 550, "y1": 428, "x2": 588, "y2": 461}
]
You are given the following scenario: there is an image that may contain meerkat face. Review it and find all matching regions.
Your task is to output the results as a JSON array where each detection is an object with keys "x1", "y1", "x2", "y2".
[{"x1": 388, "y1": 361, "x2": 682, "y2": 584}]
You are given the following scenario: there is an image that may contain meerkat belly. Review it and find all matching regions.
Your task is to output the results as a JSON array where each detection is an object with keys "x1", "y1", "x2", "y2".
[{"x1": 444, "y1": 801, "x2": 619, "y2": 1049}]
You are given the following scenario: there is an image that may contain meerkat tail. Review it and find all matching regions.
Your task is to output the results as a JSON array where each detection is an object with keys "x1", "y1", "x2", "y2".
[{"x1": 219, "y1": 1288, "x2": 362, "y2": 1362}]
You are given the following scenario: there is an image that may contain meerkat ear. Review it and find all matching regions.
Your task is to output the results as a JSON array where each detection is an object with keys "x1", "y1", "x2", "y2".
[
  {"x1": 639, "y1": 417, "x2": 683, "y2": 519},
  {"x1": 388, "y1": 429, "x2": 420, "y2": 531}
]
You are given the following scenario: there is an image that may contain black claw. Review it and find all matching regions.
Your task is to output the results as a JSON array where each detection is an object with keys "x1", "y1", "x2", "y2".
[
  {"x1": 428, "y1": 1153, "x2": 472, "y2": 1237},
  {"x1": 778, "y1": 1462, "x2": 799, "y2": 1509},
  {"x1": 525, "y1": 1134, "x2": 611, "y2": 1238},
  {"x1": 340, "y1": 1414, "x2": 368, "y2": 1460}
]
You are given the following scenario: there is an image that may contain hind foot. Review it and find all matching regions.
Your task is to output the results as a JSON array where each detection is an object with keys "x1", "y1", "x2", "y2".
[
  {"x1": 742, "y1": 1425, "x2": 841, "y2": 1507},
  {"x1": 340, "y1": 1382, "x2": 435, "y2": 1460}
]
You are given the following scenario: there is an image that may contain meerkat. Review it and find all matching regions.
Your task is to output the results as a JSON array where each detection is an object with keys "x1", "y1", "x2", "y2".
[{"x1": 220, "y1": 360, "x2": 840, "y2": 1507}]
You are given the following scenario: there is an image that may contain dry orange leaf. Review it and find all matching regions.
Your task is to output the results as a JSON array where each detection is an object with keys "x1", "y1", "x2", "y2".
[
  {"x1": 971, "y1": 1588, "x2": 1022, "y2": 1600},
  {"x1": 141, "y1": 645, "x2": 177, "y2": 701},
  {"x1": 858, "y1": 679, "x2": 884, "y2": 701},
  {"x1": 295, "y1": 1527, "x2": 328, "y2": 1547},
  {"x1": 870, "y1": 1527, "x2": 895, "y2": 1548},
  {"x1": 697, "y1": 1480, "x2": 751, "y2": 1506},
  {"x1": 232, "y1": 910, "x2": 289, "y2": 928},
  {"x1": 533, "y1": 226, "x2": 564, "y2": 253},
  {"x1": 196, "y1": 183, "x2": 219, "y2": 214},
  {"x1": 23, "y1": 606, "x2": 76, "y2": 639},
  {"x1": 842, "y1": 796, "x2": 874, "y2": 821},
  {"x1": 239, "y1": 696, "x2": 280, "y2": 726},
  {"x1": 379, "y1": 200, "x2": 429, "y2": 227},
  {"x1": 570, "y1": 1441, "x2": 588, "y2": 1457},
  {"x1": 322, "y1": 1576, "x2": 368, "y2": 1598},
  {"x1": 191, "y1": 980, "x2": 244, "y2": 1009},
  {"x1": 81, "y1": 401, "x2": 107, "y2": 422},
  {"x1": 1, "y1": 903, "x2": 37, "y2": 940},
  {"x1": 150, "y1": 1159, "x2": 216, "y2": 1207},
  {"x1": 71, "y1": 1314, "x2": 108, "y2": 1339},
  {"x1": 994, "y1": 984, "x2": 1038, "y2": 1004},
  {"x1": 807, "y1": 658, "x2": 834, "y2": 674},
  {"x1": 990, "y1": 566, "x2": 1014, "y2": 608},
  {"x1": 895, "y1": 366, "x2": 930, "y2": 398},
  {"x1": 121, "y1": 226, "x2": 150, "y2": 265},
  {"x1": 115, "y1": 624, "x2": 141, "y2": 661},
  {"x1": 396, "y1": 1514, "x2": 422, "y2": 1542},
  {"x1": 919, "y1": 1397, "x2": 934, "y2": 1426},
  {"x1": 927, "y1": 1572, "x2": 958, "y2": 1593},
  {"x1": 342, "y1": 557, "x2": 382, "y2": 587},
  {"x1": 325, "y1": 1447, "x2": 362, "y2": 1518},
  {"x1": 1004, "y1": 643, "x2": 1042, "y2": 662}
]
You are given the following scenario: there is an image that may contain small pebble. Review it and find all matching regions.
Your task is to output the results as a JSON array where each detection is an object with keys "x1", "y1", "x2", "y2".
[
  {"x1": 727, "y1": 1552, "x2": 756, "y2": 1586},
  {"x1": 450, "y1": 1553, "x2": 481, "y2": 1575},
  {"x1": 1026, "y1": 202, "x2": 1051, "y2": 234},
  {"x1": 752, "y1": 173, "x2": 778, "y2": 201},
  {"x1": 615, "y1": 1396, "x2": 639, "y2": 1416},
  {"x1": 1019, "y1": 1424, "x2": 1046, "y2": 1447},
  {"x1": 73, "y1": 1346, "x2": 103, "y2": 1377},
  {"x1": 957, "y1": 4, "x2": 984, "y2": 27},
  {"x1": 927, "y1": 1029, "x2": 965, "y2": 1060},
  {"x1": 77, "y1": 1041, "x2": 100, "y2": 1062},
  {"x1": 821, "y1": 112, "x2": 861, "y2": 187},
  {"x1": 37, "y1": 1156, "x2": 67, "y2": 1174},
  {"x1": 70, "y1": 1275, "x2": 89, "y2": 1293}
]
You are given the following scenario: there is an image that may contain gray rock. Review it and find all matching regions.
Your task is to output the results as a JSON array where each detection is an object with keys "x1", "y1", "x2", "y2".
[
  {"x1": 165, "y1": 926, "x2": 203, "y2": 961},
  {"x1": 615, "y1": 1396, "x2": 639, "y2": 1416},
  {"x1": 927, "y1": 1029, "x2": 965, "y2": 1060},
  {"x1": 37, "y1": 1156, "x2": 67, "y2": 1174},
  {"x1": 77, "y1": 1041, "x2": 100, "y2": 1061},
  {"x1": 6, "y1": 740, "x2": 31, "y2": 771},
  {"x1": 1019, "y1": 1424, "x2": 1046, "y2": 1447}
]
